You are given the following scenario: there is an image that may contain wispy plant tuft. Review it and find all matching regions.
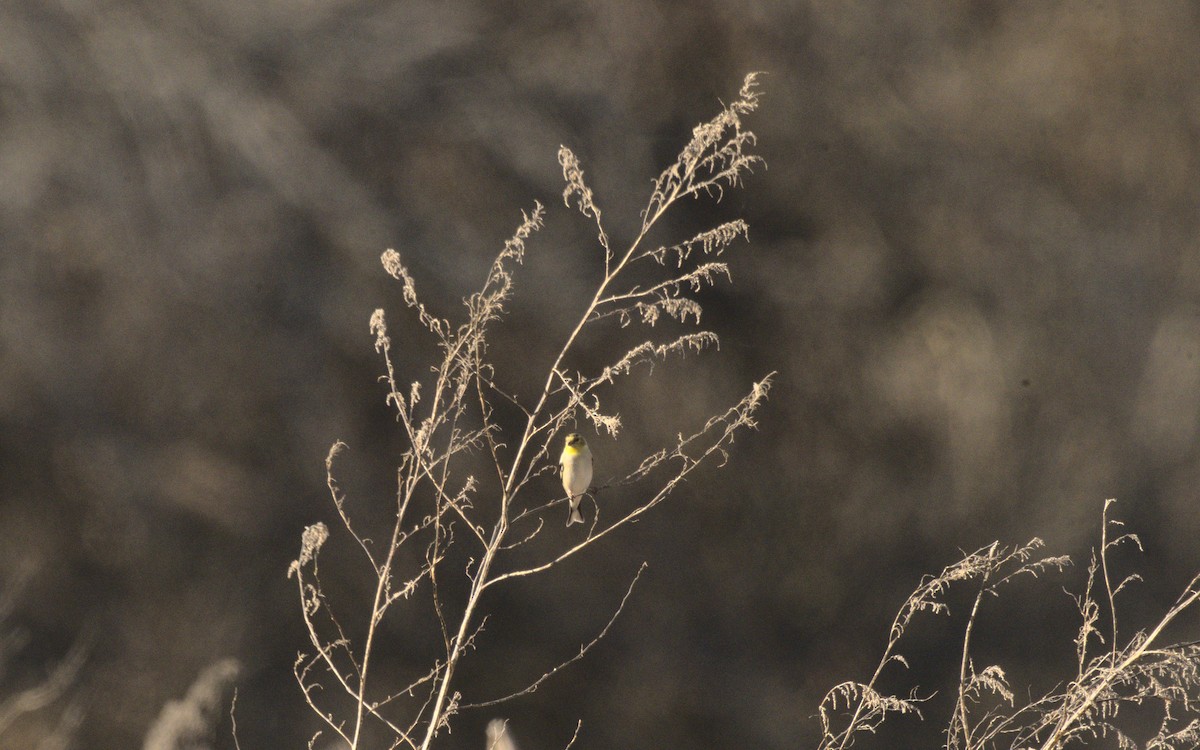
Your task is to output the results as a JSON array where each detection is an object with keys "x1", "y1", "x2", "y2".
[
  {"x1": 289, "y1": 73, "x2": 772, "y2": 750},
  {"x1": 818, "y1": 499, "x2": 1200, "y2": 750}
]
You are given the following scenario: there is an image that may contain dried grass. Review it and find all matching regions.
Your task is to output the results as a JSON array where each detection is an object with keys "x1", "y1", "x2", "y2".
[
  {"x1": 818, "y1": 499, "x2": 1200, "y2": 750},
  {"x1": 288, "y1": 74, "x2": 771, "y2": 750}
]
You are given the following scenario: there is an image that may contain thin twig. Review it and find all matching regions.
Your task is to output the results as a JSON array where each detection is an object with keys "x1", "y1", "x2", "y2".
[{"x1": 463, "y1": 563, "x2": 647, "y2": 708}]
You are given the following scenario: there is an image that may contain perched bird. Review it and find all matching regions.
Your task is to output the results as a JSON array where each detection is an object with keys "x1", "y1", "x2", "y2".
[{"x1": 559, "y1": 432, "x2": 593, "y2": 526}]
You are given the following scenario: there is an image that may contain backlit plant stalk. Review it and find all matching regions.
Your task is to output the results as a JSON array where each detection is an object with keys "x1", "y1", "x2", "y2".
[{"x1": 288, "y1": 73, "x2": 772, "y2": 750}]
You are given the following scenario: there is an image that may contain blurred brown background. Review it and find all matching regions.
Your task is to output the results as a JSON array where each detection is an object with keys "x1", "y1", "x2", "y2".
[{"x1": 3, "y1": 1, "x2": 1200, "y2": 747}]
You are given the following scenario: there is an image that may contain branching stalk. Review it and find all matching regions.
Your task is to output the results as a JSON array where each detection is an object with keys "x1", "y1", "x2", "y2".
[{"x1": 289, "y1": 74, "x2": 769, "y2": 750}]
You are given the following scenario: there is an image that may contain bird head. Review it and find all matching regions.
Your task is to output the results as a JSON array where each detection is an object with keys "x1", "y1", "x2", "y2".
[{"x1": 565, "y1": 433, "x2": 587, "y2": 450}]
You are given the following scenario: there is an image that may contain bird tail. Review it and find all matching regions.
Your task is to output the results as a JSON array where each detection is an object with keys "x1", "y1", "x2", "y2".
[{"x1": 566, "y1": 498, "x2": 583, "y2": 526}]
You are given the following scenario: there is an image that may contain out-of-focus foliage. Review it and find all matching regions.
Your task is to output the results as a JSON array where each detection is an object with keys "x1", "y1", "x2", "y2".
[{"x1": 2, "y1": 1, "x2": 1200, "y2": 747}]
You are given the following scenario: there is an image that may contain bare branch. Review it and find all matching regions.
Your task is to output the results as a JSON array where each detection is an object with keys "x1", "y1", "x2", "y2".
[
  {"x1": 484, "y1": 376, "x2": 773, "y2": 588},
  {"x1": 638, "y1": 220, "x2": 750, "y2": 267},
  {"x1": 558, "y1": 148, "x2": 611, "y2": 272},
  {"x1": 290, "y1": 75, "x2": 767, "y2": 750},
  {"x1": 463, "y1": 563, "x2": 647, "y2": 709}
]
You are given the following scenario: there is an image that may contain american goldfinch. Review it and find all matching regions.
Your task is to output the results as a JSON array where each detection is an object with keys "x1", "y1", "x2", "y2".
[{"x1": 559, "y1": 433, "x2": 593, "y2": 526}]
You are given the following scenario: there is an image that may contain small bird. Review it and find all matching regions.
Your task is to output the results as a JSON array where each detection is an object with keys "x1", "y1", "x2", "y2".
[{"x1": 559, "y1": 432, "x2": 593, "y2": 526}]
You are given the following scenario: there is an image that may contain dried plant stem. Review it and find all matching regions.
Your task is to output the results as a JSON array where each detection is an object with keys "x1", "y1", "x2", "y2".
[
  {"x1": 418, "y1": 550, "x2": 496, "y2": 750},
  {"x1": 290, "y1": 73, "x2": 769, "y2": 750},
  {"x1": 950, "y1": 543, "x2": 999, "y2": 750},
  {"x1": 1099, "y1": 497, "x2": 1121, "y2": 665},
  {"x1": 1038, "y1": 574, "x2": 1200, "y2": 750},
  {"x1": 465, "y1": 563, "x2": 647, "y2": 709},
  {"x1": 818, "y1": 501, "x2": 1200, "y2": 750}
]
